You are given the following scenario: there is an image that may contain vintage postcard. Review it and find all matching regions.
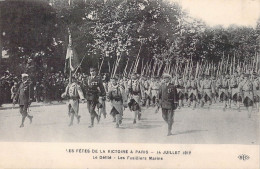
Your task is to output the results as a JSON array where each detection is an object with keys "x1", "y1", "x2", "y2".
[{"x1": 0, "y1": 0, "x2": 259, "y2": 168}]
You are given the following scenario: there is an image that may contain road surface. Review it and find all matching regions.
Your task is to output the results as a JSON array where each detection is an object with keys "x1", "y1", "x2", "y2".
[{"x1": 0, "y1": 102, "x2": 259, "y2": 144}]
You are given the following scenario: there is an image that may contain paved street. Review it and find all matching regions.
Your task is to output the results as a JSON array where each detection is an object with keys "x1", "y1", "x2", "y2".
[{"x1": 0, "y1": 102, "x2": 259, "y2": 144}]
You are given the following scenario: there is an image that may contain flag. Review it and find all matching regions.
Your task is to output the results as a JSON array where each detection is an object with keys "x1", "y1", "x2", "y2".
[{"x1": 64, "y1": 33, "x2": 80, "y2": 73}]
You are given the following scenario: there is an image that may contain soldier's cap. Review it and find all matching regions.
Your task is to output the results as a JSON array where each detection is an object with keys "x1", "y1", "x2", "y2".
[
  {"x1": 90, "y1": 67, "x2": 97, "y2": 72},
  {"x1": 253, "y1": 72, "x2": 258, "y2": 76},
  {"x1": 21, "y1": 73, "x2": 29, "y2": 78},
  {"x1": 162, "y1": 73, "x2": 171, "y2": 79},
  {"x1": 244, "y1": 74, "x2": 250, "y2": 77},
  {"x1": 111, "y1": 75, "x2": 119, "y2": 80}
]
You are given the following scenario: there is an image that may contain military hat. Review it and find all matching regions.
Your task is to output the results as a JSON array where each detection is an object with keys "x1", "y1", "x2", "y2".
[
  {"x1": 21, "y1": 73, "x2": 29, "y2": 78},
  {"x1": 111, "y1": 75, "x2": 119, "y2": 80},
  {"x1": 162, "y1": 73, "x2": 172, "y2": 79},
  {"x1": 244, "y1": 74, "x2": 250, "y2": 77},
  {"x1": 90, "y1": 67, "x2": 97, "y2": 72}
]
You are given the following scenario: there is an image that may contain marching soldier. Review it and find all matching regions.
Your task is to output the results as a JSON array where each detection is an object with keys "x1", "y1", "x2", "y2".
[
  {"x1": 239, "y1": 74, "x2": 254, "y2": 118},
  {"x1": 158, "y1": 73, "x2": 179, "y2": 136},
  {"x1": 107, "y1": 75, "x2": 128, "y2": 128},
  {"x1": 218, "y1": 74, "x2": 230, "y2": 111},
  {"x1": 200, "y1": 74, "x2": 213, "y2": 108},
  {"x1": 175, "y1": 76, "x2": 185, "y2": 109},
  {"x1": 85, "y1": 68, "x2": 106, "y2": 128},
  {"x1": 142, "y1": 76, "x2": 151, "y2": 108},
  {"x1": 149, "y1": 76, "x2": 160, "y2": 113},
  {"x1": 62, "y1": 76, "x2": 85, "y2": 126},
  {"x1": 252, "y1": 73, "x2": 259, "y2": 112},
  {"x1": 13, "y1": 74, "x2": 33, "y2": 128},
  {"x1": 186, "y1": 75, "x2": 198, "y2": 109},
  {"x1": 127, "y1": 73, "x2": 143, "y2": 124},
  {"x1": 230, "y1": 73, "x2": 240, "y2": 110}
]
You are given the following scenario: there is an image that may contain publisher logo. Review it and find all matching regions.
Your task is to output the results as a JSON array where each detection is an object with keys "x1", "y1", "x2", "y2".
[{"x1": 238, "y1": 154, "x2": 250, "y2": 161}]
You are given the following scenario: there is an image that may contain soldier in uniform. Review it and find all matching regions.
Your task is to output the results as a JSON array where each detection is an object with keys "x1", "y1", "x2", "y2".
[
  {"x1": 186, "y1": 75, "x2": 198, "y2": 109},
  {"x1": 175, "y1": 76, "x2": 185, "y2": 109},
  {"x1": 200, "y1": 74, "x2": 212, "y2": 108},
  {"x1": 149, "y1": 76, "x2": 160, "y2": 113},
  {"x1": 107, "y1": 75, "x2": 128, "y2": 128},
  {"x1": 158, "y1": 73, "x2": 178, "y2": 136},
  {"x1": 127, "y1": 73, "x2": 143, "y2": 124},
  {"x1": 230, "y1": 72, "x2": 240, "y2": 110},
  {"x1": 13, "y1": 74, "x2": 33, "y2": 128},
  {"x1": 252, "y1": 72, "x2": 259, "y2": 112},
  {"x1": 142, "y1": 76, "x2": 151, "y2": 108},
  {"x1": 218, "y1": 74, "x2": 230, "y2": 111},
  {"x1": 62, "y1": 76, "x2": 85, "y2": 126},
  {"x1": 11, "y1": 82, "x2": 18, "y2": 105},
  {"x1": 85, "y1": 68, "x2": 106, "y2": 128},
  {"x1": 239, "y1": 74, "x2": 254, "y2": 118}
]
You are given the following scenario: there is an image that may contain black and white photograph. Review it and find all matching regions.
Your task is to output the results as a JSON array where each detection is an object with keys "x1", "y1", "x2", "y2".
[{"x1": 0, "y1": 0, "x2": 259, "y2": 168}]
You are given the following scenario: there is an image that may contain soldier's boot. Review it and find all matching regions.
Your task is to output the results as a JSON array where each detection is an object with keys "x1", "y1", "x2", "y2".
[
  {"x1": 76, "y1": 115, "x2": 81, "y2": 124},
  {"x1": 20, "y1": 116, "x2": 26, "y2": 128},
  {"x1": 167, "y1": 121, "x2": 173, "y2": 136},
  {"x1": 228, "y1": 99, "x2": 232, "y2": 108},
  {"x1": 192, "y1": 101, "x2": 196, "y2": 110},
  {"x1": 113, "y1": 114, "x2": 116, "y2": 122},
  {"x1": 178, "y1": 100, "x2": 182, "y2": 109},
  {"x1": 138, "y1": 112, "x2": 142, "y2": 120},
  {"x1": 115, "y1": 114, "x2": 120, "y2": 128},
  {"x1": 155, "y1": 106, "x2": 159, "y2": 113},
  {"x1": 69, "y1": 114, "x2": 74, "y2": 126},
  {"x1": 89, "y1": 117, "x2": 95, "y2": 128},
  {"x1": 237, "y1": 102, "x2": 241, "y2": 112},
  {"x1": 247, "y1": 106, "x2": 253, "y2": 118},
  {"x1": 133, "y1": 111, "x2": 138, "y2": 124},
  {"x1": 27, "y1": 115, "x2": 33, "y2": 124},
  {"x1": 223, "y1": 102, "x2": 227, "y2": 111},
  {"x1": 200, "y1": 101, "x2": 204, "y2": 108},
  {"x1": 187, "y1": 99, "x2": 191, "y2": 107}
]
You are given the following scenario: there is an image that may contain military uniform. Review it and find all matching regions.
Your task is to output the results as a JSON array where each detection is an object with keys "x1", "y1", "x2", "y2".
[
  {"x1": 85, "y1": 75, "x2": 106, "y2": 127},
  {"x1": 201, "y1": 75, "x2": 212, "y2": 107},
  {"x1": 128, "y1": 75, "x2": 143, "y2": 124},
  {"x1": 158, "y1": 74, "x2": 178, "y2": 136},
  {"x1": 107, "y1": 80, "x2": 128, "y2": 128},
  {"x1": 13, "y1": 74, "x2": 33, "y2": 128},
  {"x1": 64, "y1": 80, "x2": 85, "y2": 126},
  {"x1": 175, "y1": 77, "x2": 185, "y2": 108},
  {"x1": 186, "y1": 77, "x2": 198, "y2": 109},
  {"x1": 239, "y1": 75, "x2": 254, "y2": 117}
]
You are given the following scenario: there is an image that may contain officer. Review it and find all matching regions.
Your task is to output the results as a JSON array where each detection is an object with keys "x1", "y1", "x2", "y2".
[
  {"x1": 13, "y1": 74, "x2": 33, "y2": 128},
  {"x1": 107, "y1": 75, "x2": 128, "y2": 128},
  {"x1": 62, "y1": 76, "x2": 85, "y2": 126},
  {"x1": 85, "y1": 67, "x2": 106, "y2": 128},
  {"x1": 158, "y1": 73, "x2": 178, "y2": 136}
]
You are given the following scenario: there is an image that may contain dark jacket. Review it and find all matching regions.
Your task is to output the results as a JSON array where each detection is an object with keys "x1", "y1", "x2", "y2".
[
  {"x1": 14, "y1": 81, "x2": 33, "y2": 106},
  {"x1": 158, "y1": 82, "x2": 178, "y2": 110}
]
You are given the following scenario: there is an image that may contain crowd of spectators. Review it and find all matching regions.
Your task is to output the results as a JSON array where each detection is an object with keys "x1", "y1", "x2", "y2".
[{"x1": 0, "y1": 70, "x2": 90, "y2": 106}]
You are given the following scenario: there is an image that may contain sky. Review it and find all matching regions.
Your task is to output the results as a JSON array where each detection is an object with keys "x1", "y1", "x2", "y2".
[{"x1": 172, "y1": 0, "x2": 260, "y2": 28}]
